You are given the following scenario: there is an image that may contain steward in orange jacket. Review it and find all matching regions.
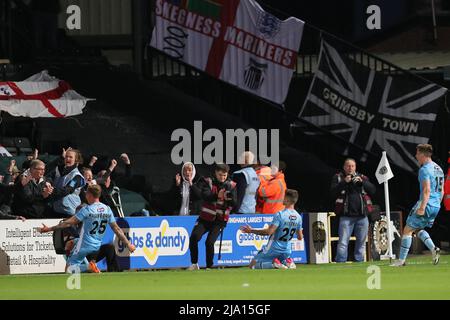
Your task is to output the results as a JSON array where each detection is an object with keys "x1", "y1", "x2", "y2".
[
  {"x1": 257, "y1": 162, "x2": 287, "y2": 214},
  {"x1": 255, "y1": 165, "x2": 272, "y2": 213}
]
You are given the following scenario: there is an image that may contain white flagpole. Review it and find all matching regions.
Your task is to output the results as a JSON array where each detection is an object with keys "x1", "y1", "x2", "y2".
[
  {"x1": 376, "y1": 151, "x2": 395, "y2": 261},
  {"x1": 383, "y1": 178, "x2": 394, "y2": 261}
]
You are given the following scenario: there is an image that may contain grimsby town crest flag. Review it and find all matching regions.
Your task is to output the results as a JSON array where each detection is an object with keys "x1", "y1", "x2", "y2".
[
  {"x1": 0, "y1": 70, "x2": 91, "y2": 118},
  {"x1": 375, "y1": 151, "x2": 394, "y2": 184},
  {"x1": 299, "y1": 37, "x2": 447, "y2": 173},
  {"x1": 150, "y1": 0, "x2": 304, "y2": 104}
]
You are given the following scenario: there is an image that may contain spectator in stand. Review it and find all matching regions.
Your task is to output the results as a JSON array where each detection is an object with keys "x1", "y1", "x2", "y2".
[
  {"x1": 170, "y1": 162, "x2": 202, "y2": 215},
  {"x1": 256, "y1": 161, "x2": 287, "y2": 214},
  {"x1": 93, "y1": 153, "x2": 133, "y2": 217},
  {"x1": 187, "y1": 163, "x2": 237, "y2": 270},
  {"x1": 80, "y1": 158, "x2": 117, "y2": 205},
  {"x1": 0, "y1": 160, "x2": 25, "y2": 221},
  {"x1": 96, "y1": 166, "x2": 123, "y2": 218},
  {"x1": 21, "y1": 149, "x2": 39, "y2": 171},
  {"x1": 0, "y1": 160, "x2": 24, "y2": 220},
  {"x1": 12, "y1": 159, "x2": 53, "y2": 219},
  {"x1": 232, "y1": 151, "x2": 260, "y2": 214},
  {"x1": 46, "y1": 148, "x2": 85, "y2": 217},
  {"x1": 111, "y1": 153, "x2": 133, "y2": 189},
  {"x1": 1, "y1": 159, "x2": 21, "y2": 186}
]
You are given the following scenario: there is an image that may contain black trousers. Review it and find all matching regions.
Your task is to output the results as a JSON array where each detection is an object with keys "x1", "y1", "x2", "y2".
[
  {"x1": 86, "y1": 244, "x2": 120, "y2": 272},
  {"x1": 190, "y1": 218, "x2": 226, "y2": 268}
]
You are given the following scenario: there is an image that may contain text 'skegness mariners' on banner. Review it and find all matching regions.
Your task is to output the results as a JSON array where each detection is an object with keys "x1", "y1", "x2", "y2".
[
  {"x1": 150, "y1": 0, "x2": 304, "y2": 104},
  {"x1": 299, "y1": 37, "x2": 447, "y2": 173}
]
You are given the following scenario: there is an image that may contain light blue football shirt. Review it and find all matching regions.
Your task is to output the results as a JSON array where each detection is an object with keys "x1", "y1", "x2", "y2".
[
  {"x1": 419, "y1": 161, "x2": 444, "y2": 208},
  {"x1": 75, "y1": 202, "x2": 116, "y2": 250},
  {"x1": 266, "y1": 208, "x2": 302, "y2": 254}
]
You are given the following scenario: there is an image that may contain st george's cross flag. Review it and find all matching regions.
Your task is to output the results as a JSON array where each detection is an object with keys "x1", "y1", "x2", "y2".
[
  {"x1": 150, "y1": 0, "x2": 304, "y2": 104},
  {"x1": 0, "y1": 70, "x2": 91, "y2": 118}
]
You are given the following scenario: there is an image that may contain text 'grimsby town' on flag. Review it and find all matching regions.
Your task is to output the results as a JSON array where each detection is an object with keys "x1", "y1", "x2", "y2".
[
  {"x1": 150, "y1": 0, "x2": 305, "y2": 104},
  {"x1": 299, "y1": 37, "x2": 447, "y2": 172}
]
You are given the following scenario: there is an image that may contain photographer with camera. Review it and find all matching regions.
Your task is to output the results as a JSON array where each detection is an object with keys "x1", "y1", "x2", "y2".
[
  {"x1": 187, "y1": 163, "x2": 237, "y2": 270},
  {"x1": 330, "y1": 158, "x2": 376, "y2": 262}
]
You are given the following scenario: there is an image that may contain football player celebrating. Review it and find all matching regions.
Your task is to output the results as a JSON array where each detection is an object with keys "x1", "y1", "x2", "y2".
[
  {"x1": 39, "y1": 184, "x2": 135, "y2": 273},
  {"x1": 391, "y1": 144, "x2": 445, "y2": 267},
  {"x1": 240, "y1": 189, "x2": 303, "y2": 269}
]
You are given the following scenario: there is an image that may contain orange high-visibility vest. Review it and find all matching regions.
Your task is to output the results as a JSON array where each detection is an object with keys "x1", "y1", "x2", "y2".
[
  {"x1": 255, "y1": 166, "x2": 272, "y2": 213},
  {"x1": 257, "y1": 172, "x2": 287, "y2": 214},
  {"x1": 444, "y1": 155, "x2": 450, "y2": 211}
]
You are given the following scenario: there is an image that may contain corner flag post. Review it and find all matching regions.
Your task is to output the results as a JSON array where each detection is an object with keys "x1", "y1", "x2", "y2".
[
  {"x1": 375, "y1": 151, "x2": 395, "y2": 261},
  {"x1": 383, "y1": 174, "x2": 394, "y2": 261}
]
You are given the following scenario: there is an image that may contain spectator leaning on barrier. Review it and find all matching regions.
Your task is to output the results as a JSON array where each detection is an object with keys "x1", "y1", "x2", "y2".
[
  {"x1": 232, "y1": 151, "x2": 260, "y2": 214},
  {"x1": 46, "y1": 148, "x2": 85, "y2": 217},
  {"x1": 256, "y1": 161, "x2": 287, "y2": 214},
  {"x1": 330, "y1": 158, "x2": 376, "y2": 263},
  {"x1": 171, "y1": 161, "x2": 202, "y2": 215},
  {"x1": 187, "y1": 163, "x2": 237, "y2": 270},
  {"x1": 12, "y1": 159, "x2": 53, "y2": 219}
]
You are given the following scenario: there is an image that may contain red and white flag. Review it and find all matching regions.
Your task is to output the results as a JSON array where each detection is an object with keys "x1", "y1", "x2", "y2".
[
  {"x1": 0, "y1": 70, "x2": 91, "y2": 118},
  {"x1": 150, "y1": 0, "x2": 304, "y2": 104}
]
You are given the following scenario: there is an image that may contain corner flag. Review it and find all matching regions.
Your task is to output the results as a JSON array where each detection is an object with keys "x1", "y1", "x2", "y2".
[
  {"x1": 376, "y1": 151, "x2": 395, "y2": 260},
  {"x1": 375, "y1": 151, "x2": 394, "y2": 184}
]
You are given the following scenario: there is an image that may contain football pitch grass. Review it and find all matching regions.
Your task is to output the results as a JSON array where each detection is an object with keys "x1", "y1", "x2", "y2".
[{"x1": 1, "y1": 254, "x2": 449, "y2": 300}]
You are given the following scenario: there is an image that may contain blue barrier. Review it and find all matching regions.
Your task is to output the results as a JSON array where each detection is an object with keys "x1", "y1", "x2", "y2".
[{"x1": 98, "y1": 214, "x2": 308, "y2": 270}]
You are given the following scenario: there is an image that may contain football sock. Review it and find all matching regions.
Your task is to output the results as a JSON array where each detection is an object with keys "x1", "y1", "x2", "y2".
[
  {"x1": 399, "y1": 235, "x2": 412, "y2": 261},
  {"x1": 254, "y1": 261, "x2": 274, "y2": 269},
  {"x1": 417, "y1": 230, "x2": 435, "y2": 251}
]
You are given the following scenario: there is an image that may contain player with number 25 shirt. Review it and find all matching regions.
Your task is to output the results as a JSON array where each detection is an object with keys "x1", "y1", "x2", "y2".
[{"x1": 39, "y1": 184, "x2": 135, "y2": 273}]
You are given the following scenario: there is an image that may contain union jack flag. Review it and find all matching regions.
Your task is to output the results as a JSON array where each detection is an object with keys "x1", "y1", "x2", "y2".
[{"x1": 299, "y1": 38, "x2": 447, "y2": 172}]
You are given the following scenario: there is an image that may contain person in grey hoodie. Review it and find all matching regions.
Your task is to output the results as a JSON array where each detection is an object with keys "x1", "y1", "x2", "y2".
[{"x1": 171, "y1": 162, "x2": 202, "y2": 215}]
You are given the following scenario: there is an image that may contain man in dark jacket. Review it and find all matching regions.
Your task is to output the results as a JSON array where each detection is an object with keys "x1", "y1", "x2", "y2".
[
  {"x1": 12, "y1": 160, "x2": 54, "y2": 219},
  {"x1": 187, "y1": 163, "x2": 237, "y2": 270},
  {"x1": 330, "y1": 158, "x2": 376, "y2": 262}
]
